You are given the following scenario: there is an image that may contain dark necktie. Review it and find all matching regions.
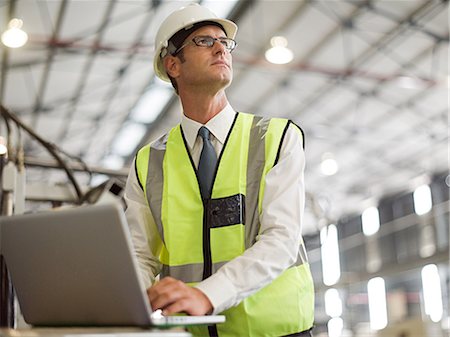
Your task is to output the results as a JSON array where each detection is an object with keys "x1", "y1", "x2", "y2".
[{"x1": 198, "y1": 126, "x2": 217, "y2": 199}]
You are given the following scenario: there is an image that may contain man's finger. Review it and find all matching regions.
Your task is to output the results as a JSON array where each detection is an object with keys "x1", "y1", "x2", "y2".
[
  {"x1": 162, "y1": 298, "x2": 190, "y2": 316},
  {"x1": 148, "y1": 280, "x2": 188, "y2": 309}
]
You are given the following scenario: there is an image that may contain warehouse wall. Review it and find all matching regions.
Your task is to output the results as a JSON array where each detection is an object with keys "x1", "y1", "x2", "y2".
[{"x1": 305, "y1": 171, "x2": 449, "y2": 336}]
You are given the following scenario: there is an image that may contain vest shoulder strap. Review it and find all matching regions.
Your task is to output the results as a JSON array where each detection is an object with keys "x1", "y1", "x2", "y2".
[
  {"x1": 135, "y1": 144, "x2": 150, "y2": 191},
  {"x1": 135, "y1": 132, "x2": 170, "y2": 192},
  {"x1": 289, "y1": 120, "x2": 305, "y2": 149}
]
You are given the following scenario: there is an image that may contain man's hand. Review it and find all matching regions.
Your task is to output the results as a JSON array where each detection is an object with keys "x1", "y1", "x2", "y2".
[{"x1": 147, "y1": 276, "x2": 213, "y2": 316}]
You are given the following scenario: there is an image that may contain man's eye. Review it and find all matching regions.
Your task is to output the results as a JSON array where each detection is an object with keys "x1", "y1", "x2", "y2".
[{"x1": 197, "y1": 37, "x2": 211, "y2": 46}]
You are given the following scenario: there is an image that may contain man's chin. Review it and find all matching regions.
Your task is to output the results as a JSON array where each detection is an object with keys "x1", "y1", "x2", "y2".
[
  {"x1": 192, "y1": 74, "x2": 232, "y2": 92},
  {"x1": 217, "y1": 73, "x2": 232, "y2": 88}
]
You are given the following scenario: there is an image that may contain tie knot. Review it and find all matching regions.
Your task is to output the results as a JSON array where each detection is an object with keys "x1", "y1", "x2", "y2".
[{"x1": 198, "y1": 126, "x2": 211, "y2": 140}]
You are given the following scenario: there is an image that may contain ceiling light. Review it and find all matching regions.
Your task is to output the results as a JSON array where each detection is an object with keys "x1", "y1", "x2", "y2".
[
  {"x1": 1, "y1": 18, "x2": 28, "y2": 48},
  {"x1": 327, "y1": 317, "x2": 343, "y2": 337},
  {"x1": 320, "y1": 225, "x2": 341, "y2": 286},
  {"x1": 362, "y1": 206, "x2": 380, "y2": 236},
  {"x1": 368, "y1": 277, "x2": 388, "y2": 330},
  {"x1": 265, "y1": 36, "x2": 294, "y2": 65},
  {"x1": 395, "y1": 76, "x2": 423, "y2": 90},
  {"x1": 320, "y1": 153, "x2": 339, "y2": 176},
  {"x1": 413, "y1": 184, "x2": 432, "y2": 215},
  {"x1": 421, "y1": 264, "x2": 443, "y2": 323},
  {"x1": 324, "y1": 288, "x2": 342, "y2": 318}
]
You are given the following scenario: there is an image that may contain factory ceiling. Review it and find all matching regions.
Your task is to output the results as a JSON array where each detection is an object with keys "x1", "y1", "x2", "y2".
[{"x1": 0, "y1": 0, "x2": 448, "y2": 234}]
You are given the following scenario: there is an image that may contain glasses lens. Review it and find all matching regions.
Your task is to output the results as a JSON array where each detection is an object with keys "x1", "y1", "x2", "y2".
[
  {"x1": 193, "y1": 36, "x2": 213, "y2": 47},
  {"x1": 221, "y1": 38, "x2": 231, "y2": 49},
  {"x1": 228, "y1": 39, "x2": 236, "y2": 51},
  {"x1": 192, "y1": 36, "x2": 236, "y2": 52},
  {"x1": 219, "y1": 38, "x2": 236, "y2": 51}
]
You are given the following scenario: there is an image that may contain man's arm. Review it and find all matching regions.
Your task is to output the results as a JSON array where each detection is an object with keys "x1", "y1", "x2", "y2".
[{"x1": 196, "y1": 123, "x2": 305, "y2": 314}]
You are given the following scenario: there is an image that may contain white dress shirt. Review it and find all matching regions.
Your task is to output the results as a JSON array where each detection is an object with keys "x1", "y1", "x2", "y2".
[{"x1": 124, "y1": 103, "x2": 306, "y2": 315}]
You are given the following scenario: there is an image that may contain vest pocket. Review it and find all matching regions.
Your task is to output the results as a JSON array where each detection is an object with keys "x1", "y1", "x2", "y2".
[
  {"x1": 210, "y1": 224, "x2": 245, "y2": 263},
  {"x1": 207, "y1": 194, "x2": 245, "y2": 228}
]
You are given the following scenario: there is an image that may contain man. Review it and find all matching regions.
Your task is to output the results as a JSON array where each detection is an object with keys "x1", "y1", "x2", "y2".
[{"x1": 124, "y1": 4, "x2": 314, "y2": 337}]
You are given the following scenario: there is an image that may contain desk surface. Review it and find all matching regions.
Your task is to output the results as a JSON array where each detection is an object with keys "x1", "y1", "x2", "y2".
[{"x1": 0, "y1": 328, "x2": 191, "y2": 337}]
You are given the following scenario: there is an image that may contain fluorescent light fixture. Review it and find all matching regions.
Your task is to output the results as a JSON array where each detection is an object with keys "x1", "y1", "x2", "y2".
[
  {"x1": 368, "y1": 277, "x2": 388, "y2": 330},
  {"x1": 325, "y1": 288, "x2": 342, "y2": 318},
  {"x1": 327, "y1": 317, "x2": 343, "y2": 337},
  {"x1": 421, "y1": 264, "x2": 443, "y2": 322},
  {"x1": 362, "y1": 206, "x2": 380, "y2": 236},
  {"x1": 413, "y1": 184, "x2": 432, "y2": 215},
  {"x1": 395, "y1": 76, "x2": 423, "y2": 90},
  {"x1": 111, "y1": 123, "x2": 147, "y2": 157},
  {"x1": 203, "y1": 0, "x2": 238, "y2": 18},
  {"x1": 320, "y1": 225, "x2": 341, "y2": 286},
  {"x1": 1, "y1": 18, "x2": 28, "y2": 48},
  {"x1": 131, "y1": 86, "x2": 172, "y2": 124},
  {"x1": 265, "y1": 36, "x2": 294, "y2": 65},
  {"x1": 320, "y1": 153, "x2": 338, "y2": 176}
]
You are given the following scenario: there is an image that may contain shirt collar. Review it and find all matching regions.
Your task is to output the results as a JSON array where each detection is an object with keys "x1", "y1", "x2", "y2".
[{"x1": 181, "y1": 103, "x2": 236, "y2": 150}]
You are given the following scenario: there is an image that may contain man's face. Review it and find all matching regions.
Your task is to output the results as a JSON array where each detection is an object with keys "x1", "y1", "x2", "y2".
[{"x1": 168, "y1": 25, "x2": 233, "y2": 92}]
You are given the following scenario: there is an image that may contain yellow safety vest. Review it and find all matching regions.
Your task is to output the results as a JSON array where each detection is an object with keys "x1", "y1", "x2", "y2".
[{"x1": 135, "y1": 112, "x2": 314, "y2": 337}]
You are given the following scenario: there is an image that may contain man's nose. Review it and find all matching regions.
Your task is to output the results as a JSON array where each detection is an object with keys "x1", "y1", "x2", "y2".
[{"x1": 213, "y1": 39, "x2": 227, "y2": 54}]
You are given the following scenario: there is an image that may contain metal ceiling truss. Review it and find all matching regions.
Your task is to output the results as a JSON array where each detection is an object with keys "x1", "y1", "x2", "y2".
[
  {"x1": 30, "y1": 0, "x2": 68, "y2": 128},
  {"x1": 55, "y1": 0, "x2": 118, "y2": 142},
  {"x1": 0, "y1": 0, "x2": 447, "y2": 225},
  {"x1": 79, "y1": 6, "x2": 161, "y2": 160}
]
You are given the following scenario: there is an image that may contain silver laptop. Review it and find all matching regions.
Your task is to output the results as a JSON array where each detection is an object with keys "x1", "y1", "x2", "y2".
[{"x1": 0, "y1": 203, "x2": 225, "y2": 328}]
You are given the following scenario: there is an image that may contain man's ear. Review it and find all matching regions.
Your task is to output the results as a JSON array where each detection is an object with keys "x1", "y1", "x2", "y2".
[{"x1": 164, "y1": 55, "x2": 180, "y2": 79}]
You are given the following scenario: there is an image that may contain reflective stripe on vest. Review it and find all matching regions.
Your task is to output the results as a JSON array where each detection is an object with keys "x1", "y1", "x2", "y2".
[{"x1": 136, "y1": 112, "x2": 314, "y2": 337}]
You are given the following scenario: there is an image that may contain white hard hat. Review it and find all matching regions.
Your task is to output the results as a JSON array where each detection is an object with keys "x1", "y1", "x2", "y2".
[{"x1": 153, "y1": 3, "x2": 238, "y2": 82}]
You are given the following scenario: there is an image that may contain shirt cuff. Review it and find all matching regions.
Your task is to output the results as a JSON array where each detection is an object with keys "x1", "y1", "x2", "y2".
[{"x1": 195, "y1": 272, "x2": 237, "y2": 315}]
